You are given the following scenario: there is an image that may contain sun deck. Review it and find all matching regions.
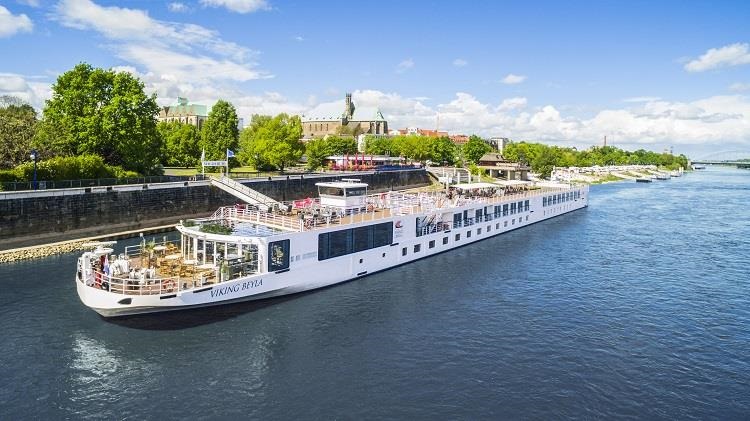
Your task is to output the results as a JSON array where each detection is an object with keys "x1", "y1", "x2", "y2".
[{"x1": 189, "y1": 185, "x2": 580, "y2": 234}]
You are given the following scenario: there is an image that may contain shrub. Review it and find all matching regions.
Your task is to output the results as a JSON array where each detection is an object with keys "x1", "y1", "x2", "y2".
[
  {"x1": 13, "y1": 155, "x2": 141, "y2": 181},
  {"x1": 0, "y1": 169, "x2": 20, "y2": 183}
]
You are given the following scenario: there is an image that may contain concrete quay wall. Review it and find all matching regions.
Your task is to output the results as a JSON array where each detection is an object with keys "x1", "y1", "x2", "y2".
[{"x1": 0, "y1": 170, "x2": 431, "y2": 251}]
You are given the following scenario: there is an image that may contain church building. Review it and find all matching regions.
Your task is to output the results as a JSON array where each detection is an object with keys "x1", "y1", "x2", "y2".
[{"x1": 302, "y1": 93, "x2": 388, "y2": 139}]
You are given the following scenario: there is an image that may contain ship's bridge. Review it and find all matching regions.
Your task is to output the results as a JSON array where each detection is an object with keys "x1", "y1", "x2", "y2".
[{"x1": 316, "y1": 179, "x2": 368, "y2": 212}]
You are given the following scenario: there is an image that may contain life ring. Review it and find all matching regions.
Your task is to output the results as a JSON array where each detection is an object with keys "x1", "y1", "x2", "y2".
[{"x1": 162, "y1": 279, "x2": 176, "y2": 293}]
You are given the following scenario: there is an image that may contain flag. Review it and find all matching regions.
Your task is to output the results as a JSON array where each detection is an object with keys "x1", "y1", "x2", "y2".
[
  {"x1": 227, "y1": 149, "x2": 235, "y2": 158},
  {"x1": 201, "y1": 148, "x2": 205, "y2": 161}
]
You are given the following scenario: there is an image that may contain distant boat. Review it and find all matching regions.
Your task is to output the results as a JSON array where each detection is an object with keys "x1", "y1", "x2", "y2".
[
  {"x1": 692, "y1": 164, "x2": 706, "y2": 170},
  {"x1": 636, "y1": 178, "x2": 652, "y2": 183},
  {"x1": 655, "y1": 173, "x2": 670, "y2": 180}
]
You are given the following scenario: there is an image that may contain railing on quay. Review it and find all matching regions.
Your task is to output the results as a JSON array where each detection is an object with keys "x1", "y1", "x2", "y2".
[{"x1": 1, "y1": 174, "x2": 208, "y2": 192}]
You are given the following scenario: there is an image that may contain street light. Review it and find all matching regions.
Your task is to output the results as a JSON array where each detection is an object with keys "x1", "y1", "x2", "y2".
[{"x1": 29, "y1": 149, "x2": 38, "y2": 190}]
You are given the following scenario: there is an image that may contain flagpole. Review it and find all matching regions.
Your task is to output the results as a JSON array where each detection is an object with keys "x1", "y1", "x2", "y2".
[
  {"x1": 226, "y1": 148, "x2": 229, "y2": 177},
  {"x1": 201, "y1": 148, "x2": 205, "y2": 177}
]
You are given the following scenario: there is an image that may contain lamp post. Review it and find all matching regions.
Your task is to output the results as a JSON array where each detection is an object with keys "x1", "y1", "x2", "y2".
[{"x1": 30, "y1": 149, "x2": 38, "y2": 190}]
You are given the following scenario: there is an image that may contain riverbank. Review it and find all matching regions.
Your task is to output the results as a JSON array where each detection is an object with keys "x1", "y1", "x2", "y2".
[{"x1": 551, "y1": 165, "x2": 686, "y2": 184}]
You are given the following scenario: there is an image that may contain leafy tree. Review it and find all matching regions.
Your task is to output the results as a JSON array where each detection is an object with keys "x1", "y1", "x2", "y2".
[
  {"x1": 364, "y1": 135, "x2": 395, "y2": 155},
  {"x1": 429, "y1": 136, "x2": 457, "y2": 165},
  {"x1": 200, "y1": 99, "x2": 239, "y2": 166},
  {"x1": 37, "y1": 63, "x2": 162, "y2": 174},
  {"x1": 304, "y1": 138, "x2": 330, "y2": 170},
  {"x1": 157, "y1": 122, "x2": 200, "y2": 167},
  {"x1": 239, "y1": 113, "x2": 304, "y2": 171},
  {"x1": 0, "y1": 98, "x2": 37, "y2": 169},
  {"x1": 325, "y1": 135, "x2": 357, "y2": 155},
  {"x1": 462, "y1": 135, "x2": 491, "y2": 164}
]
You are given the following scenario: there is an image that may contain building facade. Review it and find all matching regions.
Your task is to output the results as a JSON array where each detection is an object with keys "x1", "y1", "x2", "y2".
[
  {"x1": 158, "y1": 97, "x2": 208, "y2": 129},
  {"x1": 302, "y1": 93, "x2": 389, "y2": 139}
]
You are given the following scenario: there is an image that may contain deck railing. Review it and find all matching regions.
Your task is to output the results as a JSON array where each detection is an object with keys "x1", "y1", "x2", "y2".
[{"x1": 199, "y1": 185, "x2": 587, "y2": 233}]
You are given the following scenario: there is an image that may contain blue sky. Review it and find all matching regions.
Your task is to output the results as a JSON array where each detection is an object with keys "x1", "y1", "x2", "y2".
[{"x1": 2, "y1": 0, "x2": 750, "y2": 158}]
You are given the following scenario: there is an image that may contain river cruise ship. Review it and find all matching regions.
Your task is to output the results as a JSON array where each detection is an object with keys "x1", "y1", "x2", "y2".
[{"x1": 76, "y1": 180, "x2": 589, "y2": 317}]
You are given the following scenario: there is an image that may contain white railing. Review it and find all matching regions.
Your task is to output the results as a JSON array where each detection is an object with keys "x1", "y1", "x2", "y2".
[{"x1": 198, "y1": 185, "x2": 588, "y2": 233}]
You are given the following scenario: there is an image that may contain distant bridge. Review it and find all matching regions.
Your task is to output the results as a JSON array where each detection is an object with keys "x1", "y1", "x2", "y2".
[{"x1": 692, "y1": 150, "x2": 750, "y2": 168}]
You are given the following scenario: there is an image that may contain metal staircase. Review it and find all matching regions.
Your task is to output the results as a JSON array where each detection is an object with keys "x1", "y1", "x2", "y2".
[{"x1": 210, "y1": 176, "x2": 279, "y2": 211}]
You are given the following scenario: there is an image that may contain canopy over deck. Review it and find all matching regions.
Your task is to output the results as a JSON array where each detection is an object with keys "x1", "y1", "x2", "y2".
[{"x1": 453, "y1": 182, "x2": 498, "y2": 190}]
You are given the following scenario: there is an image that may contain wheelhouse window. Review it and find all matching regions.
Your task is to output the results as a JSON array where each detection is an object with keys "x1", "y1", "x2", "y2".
[
  {"x1": 268, "y1": 239, "x2": 290, "y2": 271},
  {"x1": 319, "y1": 186, "x2": 345, "y2": 196}
]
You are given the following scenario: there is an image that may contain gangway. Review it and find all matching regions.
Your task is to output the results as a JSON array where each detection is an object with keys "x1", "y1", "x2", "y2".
[
  {"x1": 210, "y1": 176, "x2": 280, "y2": 211},
  {"x1": 426, "y1": 166, "x2": 472, "y2": 184}
]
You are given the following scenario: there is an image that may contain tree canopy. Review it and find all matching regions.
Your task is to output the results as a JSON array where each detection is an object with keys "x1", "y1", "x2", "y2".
[
  {"x1": 462, "y1": 135, "x2": 492, "y2": 164},
  {"x1": 200, "y1": 99, "x2": 239, "y2": 165},
  {"x1": 37, "y1": 63, "x2": 162, "y2": 175},
  {"x1": 0, "y1": 97, "x2": 38, "y2": 169},
  {"x1": 503, "y1": 142, "x2": 690, "y2": 178},
  {"x1": 158, "y1": 121, "x2": 201, "y2": 168},
  {"x1": 239, "y1": 113, "x2": 304, "y2": 171}
]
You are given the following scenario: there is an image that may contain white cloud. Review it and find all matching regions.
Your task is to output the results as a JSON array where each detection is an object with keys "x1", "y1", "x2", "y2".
[
  {"x1": 685, "y1": 42, "x2": 750, "y2": 72},
  {"x1": 301, "y1": 90, "x2": 750, "y2": 149},
  {"x1": 452, "y1": 58, "x2": 467, "y2": 67},
  {"x1": 623, "y1": 96, "x2": 661, "y2": 103},
  {"x1": 16, "y1": 0, "x2": 40, "y2": 7},
  {"x1": 294, "y1": 35, "x2": 304, "y2": 42},
  {"x1": 502, "y1": 73, "x2": 526, "y2": 84},
  {"x1": 200, "y1": 0, "x2": 270, "y2": 13},
  {"x1": 396, "y1": 58, "x2": 414, "y2": 73},
  {"x1": 0, "y1": 5, "x2": 33, "y2": 38},
  {"x1": 498, "y1": 97, "x2": 528, "y2": 111},
  {"x1": 51, "y1": 0, "x2": 268, "y2": 102},
  {"x1": 168, "y1": 2, "x2": 189, "y2": 13},
  {"x1": 729, "y1": 82, "x2": 750, "y2": 92},
  {"x1": 0, "y1": 73, "x2": 51, "y2": 109}
]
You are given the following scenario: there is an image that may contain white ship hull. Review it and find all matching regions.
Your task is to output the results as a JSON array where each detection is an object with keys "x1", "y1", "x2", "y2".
[{"x1": 76, "y1": 185, "x2": 589, "y2": 317}]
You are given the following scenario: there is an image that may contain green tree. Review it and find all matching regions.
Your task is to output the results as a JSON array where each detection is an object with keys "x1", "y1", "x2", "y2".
[
  {"x1": 462, "y1": 135, "x2": 491, "y2": 164},
  {"x1": 37, "y1": 63, "x2": 162, "y2": 174},
  {"x1": 325, "y1": 135, "x2": 358, "y2": 155},
  {"x1": 200, "y1": 99, "x2": 239, "y2": 167},
  {"x1": 0, "y1": 97, "x2": 38, "y2": 169},
  {"x1": 239, "y1": 113, "x2": 304, "y2": 172},
  {"x1": 304, "y1": 138, "x2": 329, "y2": 170},
  {"x1": 428, "y1": 136, "x2": 457, "y2": 165},
  {"x1": 157, "y1": 122, "x2": 200, "y2": 167},
  {"x1": 364, "y1": 135, "x2": 395, "y2": 155}
]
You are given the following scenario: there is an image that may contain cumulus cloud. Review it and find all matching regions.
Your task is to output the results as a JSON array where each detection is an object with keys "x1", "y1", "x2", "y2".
[
  {"x1": 335, "y1": 91, "x2": 750, "y2": 148},
  {"x1": 685, "y1": 42, "x2": 750, "y2": 72},
  {"x1": 0, "y1": 73, "x2": 51, "y2": 109},
  {"x1": 498, "y1": 97, "x2": 527, "y2": 111},
  {"x1": 50, "y1": 0, "x2": 267, "y2": 102},
  {"x1": 168, "y1": 2, "x2": 189, "y2": 13},
  {"x1": 200, "y1": 0, "x2": 270, "y2": 13},
  {"x1": 501, "y1": 73, "x2": 526, "y2": 84},
  {"x1": 396, "y1": 58, "x2": 414, "y2": 73},
  {"x1": 0, "y1": 5, "x2": 33, "y2": 38},
  {"x1": 452, "y1": 58, "x2": 468, "y2": 67}
]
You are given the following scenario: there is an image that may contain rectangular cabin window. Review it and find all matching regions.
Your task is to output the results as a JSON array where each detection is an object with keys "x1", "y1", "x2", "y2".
[
  {"x1": 319, "y1": 186, "x2": 345, "y2": 196},
  {"x1": 517, "y1": 201, "x2": 523, "y2": 212},
  {"x1": 268, "y1": 239, "x2": 290, "y2": 272},
  {"x1": 503, "y1": 204, "x2": 509, "y2": 216},
  {"x1": 345, "y1": 187, "x2": 367, "y2": 197},
  {"x1": 414, "y1": 244, "x2": 421, "y2": 253},
  {"x1": 524, "y1": 200, "x2": 530, "y2": 211},
  {"x1": 510, "y1": 202, "x2": 516, "y2": 214},
  {"x1": 443, "y1": 236, "x2": 449, "y2": 245},
  {"x1": 475, "y1": 209, "x2": 482, "y2": 222},
  {"x1": 543, "y1": 197, "x2": 547, "y2": 207},
  {"x1": 328, "y1": 229, "x2": 352, "y2": 258},
  {"x1": 353, "y1": 226, "x2": 373, "y2": 252},
  {"x1": 455, "y1": 233, "x2": 460, "y2": 241},
  {"x1": 429, "y1": 240, "x2": 435, "y2": 249},
  {"x1": 453, "y1": 213, "x2": 462, "y2": 228},
  {"x1": 402, "y1": 247, "x2": 407, "y2": 256},
  {"x1": 373, "y1": 222, "x2": 393, "y2": 247}
]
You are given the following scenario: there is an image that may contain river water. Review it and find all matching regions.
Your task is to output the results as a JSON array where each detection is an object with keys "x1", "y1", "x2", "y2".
[{"x1": 1, "y1": 167, "x2": 749, "y2": 419}]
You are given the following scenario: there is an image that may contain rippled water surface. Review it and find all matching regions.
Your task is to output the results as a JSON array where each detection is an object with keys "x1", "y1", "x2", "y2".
[{"x1": 1, "y1": 167, "x2": 749, "y2": 419}]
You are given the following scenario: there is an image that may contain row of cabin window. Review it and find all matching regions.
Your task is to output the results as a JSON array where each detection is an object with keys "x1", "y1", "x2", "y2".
[
  {"x1": 543, "y1": 191, "x2": 580, "y2": 207},
  {"x1": 318, "y1": 222, "x2": 394, "y2": 260},
  {"x1": 451, "y1": 200, "x2": 530, "y2": 228},
  {"x1": 404, "y1": 216, "x2": 530, "y2": 256}
]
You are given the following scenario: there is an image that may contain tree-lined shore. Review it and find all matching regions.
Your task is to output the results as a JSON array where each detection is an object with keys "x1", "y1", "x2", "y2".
[{"x1": 1, "y1": 63, "x2": 690, "y2": 185}]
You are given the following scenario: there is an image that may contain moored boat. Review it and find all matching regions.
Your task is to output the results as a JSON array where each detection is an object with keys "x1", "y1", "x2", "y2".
[{"x1": 75, "y1": 180, "x2": 589, "y2": 317}]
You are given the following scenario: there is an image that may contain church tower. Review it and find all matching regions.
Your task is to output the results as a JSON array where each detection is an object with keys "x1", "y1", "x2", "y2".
[{"x1": 343, "y1": 93, "x2": 355, "y2": 122}]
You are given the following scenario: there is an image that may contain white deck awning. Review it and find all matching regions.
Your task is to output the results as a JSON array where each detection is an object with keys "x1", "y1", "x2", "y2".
[{"x1": 453, "y1": 182, "x2": 498, "y2": 190}]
